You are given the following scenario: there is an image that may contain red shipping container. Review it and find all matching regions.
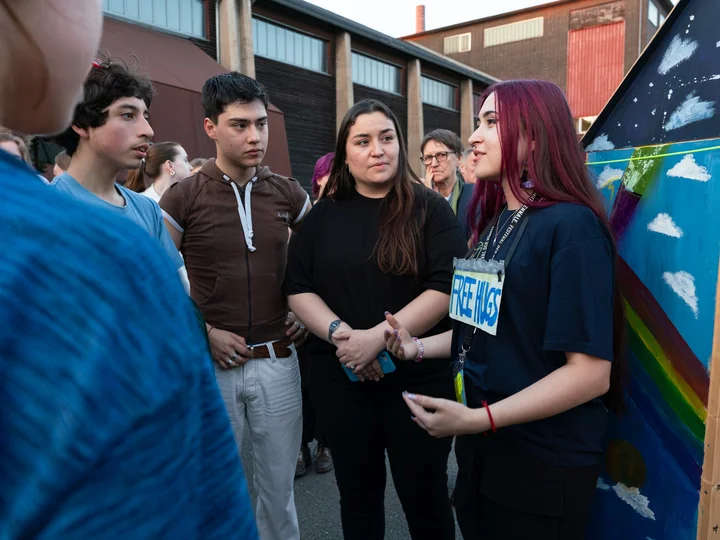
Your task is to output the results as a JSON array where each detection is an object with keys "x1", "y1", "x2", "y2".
[{"x1": 567, "y1": 21, "x2": 625, "y2": 119}]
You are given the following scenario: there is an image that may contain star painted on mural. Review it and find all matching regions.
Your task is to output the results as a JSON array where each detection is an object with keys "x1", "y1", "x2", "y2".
[
  {"x1": 713, "y1": 525, "x2": 718, "y2": 533},
  {"x1": 715, "y1": 484, "x2": 720, "y2": 491}
]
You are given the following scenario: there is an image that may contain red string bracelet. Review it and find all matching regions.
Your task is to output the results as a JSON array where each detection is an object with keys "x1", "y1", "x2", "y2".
[{"x1": 481, "y1": 400, "x2": 497, "y2": 433}]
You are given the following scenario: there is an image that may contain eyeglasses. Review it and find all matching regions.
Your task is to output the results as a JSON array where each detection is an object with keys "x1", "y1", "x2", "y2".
[{"x1": 421, "y1": 151, "x2": 455, "y2": 165}]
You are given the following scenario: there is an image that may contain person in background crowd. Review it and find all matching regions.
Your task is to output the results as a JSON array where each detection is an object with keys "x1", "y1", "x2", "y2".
[
  {"x1": 51, "y1": 56, "x2": 188, "y2": 291},
  {"x1": 161, "y1": 72, "x2": 310, "y2": 540},
  {"x1": 285, "y1": 99, "x2": 467, "y2": 540},
  {"x1": 421, "y1": 129, "x2": 474, "y2": 240},
  {"x1": 0, "y1": 0, "x2": 257, "y2": 538},
  {"x1": 190, "y1": 157, "x2": 207, "y2": 175},
  {"x1": 311, "y1": 152, "x2": 334, "y2": 200},
  {"x1": 53, "y1": 150, "x2": 71, "y2": 177},
  {"x1": 0, "y1": 131, "x2": 32, "y2": 166},
  {"x1": 459, "y1": 148, "x2": 477, "y2": 184},
  {"x1": 125, "y1": 141, "x2": 192, "y2": 202},
  {"x1": 384, "y1": 79, "x2": 625, "y2": 540},
  {"x1": 295, "y1": 151, "x2": 336, "y2": 478}
]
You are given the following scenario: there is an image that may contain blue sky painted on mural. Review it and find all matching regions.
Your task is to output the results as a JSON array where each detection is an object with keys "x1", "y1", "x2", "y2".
[{"x1": 588, "y1": 139, "x2": 720, "y2": 367}]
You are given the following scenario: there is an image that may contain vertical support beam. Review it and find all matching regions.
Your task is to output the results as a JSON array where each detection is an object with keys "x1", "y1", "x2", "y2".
[
  {"x1": 698, "y1": 261, "x2": 720, "y2": 539},
  {"x1": 335, "y1": 32, "x2": 353, "y2": 132},
  {"x1": 460, "y1": 79, "x2": 474, "y2": 146},
  {"x1": 407, "y1": 59, "x2": 424, "y2": 178},
  {"x1": 218, "y1": 0, "x2": 241, "y2": 72},
  {"x1": 238, "y1": 0, "x2": 255, "y2": 78}
]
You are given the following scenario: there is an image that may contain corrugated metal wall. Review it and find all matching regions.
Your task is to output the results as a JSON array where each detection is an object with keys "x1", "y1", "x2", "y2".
[{"x1": 567, "y1": 20, "x2": 625, "y2": 118}]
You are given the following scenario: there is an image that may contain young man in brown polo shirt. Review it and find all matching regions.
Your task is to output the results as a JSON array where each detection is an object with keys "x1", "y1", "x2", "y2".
[{"x1": 160, "y1": 72, "x2": 310, "y2": 540}]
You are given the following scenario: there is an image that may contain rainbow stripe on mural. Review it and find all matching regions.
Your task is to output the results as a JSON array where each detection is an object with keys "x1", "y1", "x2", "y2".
[{"x1": 600, "y1": 144, "x2": 711, "y2": 485}]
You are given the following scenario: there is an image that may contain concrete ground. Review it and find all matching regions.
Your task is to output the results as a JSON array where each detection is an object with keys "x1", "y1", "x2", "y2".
[{"x1": 241, "y1": 436, "x2": 462, "y2": 539}]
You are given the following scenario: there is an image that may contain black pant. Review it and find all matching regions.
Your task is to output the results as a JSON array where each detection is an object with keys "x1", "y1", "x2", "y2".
[
  {"x1": 298, "y1": 343, "x2": 327, "y2": 447},
  {"x1": 310, "y1": 366, "x2": 455, "y2": 540},
  {"x1": 454, "y1": 434, "x2": 600, "y2": 540}
]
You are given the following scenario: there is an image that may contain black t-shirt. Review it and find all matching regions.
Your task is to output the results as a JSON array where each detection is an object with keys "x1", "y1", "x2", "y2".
[
  {"x1": 455, "y1": 202, "x2": 615, "y2": 467},
  {"x1": 285, "y1": 185, "x2": 468, "y2": 387}
]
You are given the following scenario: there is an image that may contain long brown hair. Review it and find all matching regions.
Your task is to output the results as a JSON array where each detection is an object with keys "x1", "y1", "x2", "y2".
[
  {"x1": 321, "y1": 99, "x2": 424, "y2": 276},
  {"x1": 125, "y1": 141, "x2": 181, "y2": 192}
]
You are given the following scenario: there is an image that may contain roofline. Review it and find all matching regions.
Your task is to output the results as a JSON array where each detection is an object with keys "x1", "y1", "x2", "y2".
[
  {"x1": 258, "y1": 0, "x2": 498, "y2": 87},
  {"x1": 401, "y1": 0, "x2": 676, "y2": 40}
]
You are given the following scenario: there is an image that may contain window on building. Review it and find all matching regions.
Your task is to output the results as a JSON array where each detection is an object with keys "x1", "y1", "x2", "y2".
[
  {"x1": 103, "y1": 0, "x2": 206, "y2": 38},
  {"x1": 443, "y1": 33, "x2": 472, "y2": 54},
  {"x1": 659, "y1": 13, "x2": 666, "y2": 26},
  {"x1": 484, "y1": 17, "x2": 544, "y2": 47},
  {"x1": 421, "y1": 76, "x2": 457, "y2": 110},
  {"x1": 252, "y1": 18, "x2": 327, "y2": 73},
  {"x1": 647, "y1": 0, "x2": 660, "y2": 27},
  {"x1": 576, "y1": 116, "x2": 597, "y2": 135},
  {"x1": 351, "y1": 52, "x2": 401, "y2": 95}
]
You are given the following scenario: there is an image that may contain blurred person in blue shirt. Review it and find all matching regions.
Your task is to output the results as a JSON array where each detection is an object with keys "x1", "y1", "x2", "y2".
[{"x1": 0, "y1": 1, "x2": 257, "y2": 538}]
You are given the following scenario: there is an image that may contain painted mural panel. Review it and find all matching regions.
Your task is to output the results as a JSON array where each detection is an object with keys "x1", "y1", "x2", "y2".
[
  {"x1": 586, "y1": 141, "x2": 720, "y2": 539},
  {"x1": 582, "y1": 0, "x2": 720, "y2": 535}
]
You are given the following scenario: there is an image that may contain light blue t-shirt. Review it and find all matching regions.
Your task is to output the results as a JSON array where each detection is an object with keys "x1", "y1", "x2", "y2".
[
  {"x1": 52, "y1": 172, "x2": 183, "y2": 269},
  {"x1": 0, "y1": 149, "x2": 258, "y2": 539}
]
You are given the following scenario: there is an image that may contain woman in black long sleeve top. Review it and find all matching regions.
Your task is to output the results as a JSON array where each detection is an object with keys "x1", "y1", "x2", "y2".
[{"x1": 285, "y1": 99, "x2": 467, "y2": 540}]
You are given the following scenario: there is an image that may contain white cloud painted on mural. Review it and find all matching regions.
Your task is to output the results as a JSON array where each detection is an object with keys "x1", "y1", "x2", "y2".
[
  {"x1": 612, "y1": 483, "x2": 656, "y2": 520},
  {"x1": 663, "y1": 271, "x2": 699, "y2": 318},
  {"x1": 658, "y1": 35, "x2": 699, "y2": 75},
  {"x1": 596, "y1": 478, "x2": 611, "y2": 491},
  {"x1": 596, "y1": 166, "x2": 624, "y2": 188},
  {"x1": 667, "y1": 154, "x2": 712, "y2": 181},
  {"x1": 648, "y1": 213, "x2": 683, "y2": 238},
  {"x1": 664, "y1": 92, "x2": 716, "y2": 131},
  {"x1": 586, "y1": 134, "x2": 615, "y2": 152}
]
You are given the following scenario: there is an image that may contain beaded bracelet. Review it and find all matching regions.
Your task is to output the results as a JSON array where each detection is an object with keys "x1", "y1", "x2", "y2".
[{"x1": 412, "y1": 337, "x2": 424, "y2": 363}]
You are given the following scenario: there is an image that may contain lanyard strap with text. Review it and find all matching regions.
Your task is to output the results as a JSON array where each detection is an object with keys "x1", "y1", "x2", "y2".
[
  {"x1": 458, "y1": 194, "x2": 537, "y2": 362},
  {"x1": 476, "y1": 193, "x2": 538, "y2": 262}
]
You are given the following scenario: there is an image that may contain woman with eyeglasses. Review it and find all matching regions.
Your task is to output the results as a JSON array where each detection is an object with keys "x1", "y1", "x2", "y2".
[{"x1": 421, "y1": 129, "x2": 474, "y2": 240}]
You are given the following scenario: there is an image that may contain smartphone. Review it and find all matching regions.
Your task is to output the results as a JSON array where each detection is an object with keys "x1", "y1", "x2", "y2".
[{"x1": 343, "y1": 351, "x2": 396, "y2": 381}]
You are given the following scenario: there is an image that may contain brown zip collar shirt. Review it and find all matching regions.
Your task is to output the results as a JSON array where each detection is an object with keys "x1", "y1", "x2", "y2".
[{"x1": 160, "y1": 159, "x2": 310, "y2": 344}]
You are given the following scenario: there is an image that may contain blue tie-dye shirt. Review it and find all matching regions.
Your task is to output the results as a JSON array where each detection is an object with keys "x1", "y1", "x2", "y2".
[{"x1": 0, "y1": 150, "x2": 257, "y2": 539}]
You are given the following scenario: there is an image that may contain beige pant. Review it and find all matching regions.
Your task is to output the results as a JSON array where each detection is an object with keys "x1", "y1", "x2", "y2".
[{"x1": 214, "y1": 342, "x2": 302, "y2": 540}]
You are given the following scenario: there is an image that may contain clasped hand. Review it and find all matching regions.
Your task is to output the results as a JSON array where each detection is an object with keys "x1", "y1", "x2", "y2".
[{"x1": 334, "y1": 329, "x2": 384, "y2": 382}]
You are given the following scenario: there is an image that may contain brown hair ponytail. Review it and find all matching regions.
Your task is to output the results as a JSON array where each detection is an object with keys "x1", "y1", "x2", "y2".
[{"x1": 125, "y1": 141, "x2": 181, "y2": 192}]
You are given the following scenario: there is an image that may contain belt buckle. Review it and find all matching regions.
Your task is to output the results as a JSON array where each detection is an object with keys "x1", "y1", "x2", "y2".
[{"x1": 248, "y1": 345, "x2": 255, "y2": 359}]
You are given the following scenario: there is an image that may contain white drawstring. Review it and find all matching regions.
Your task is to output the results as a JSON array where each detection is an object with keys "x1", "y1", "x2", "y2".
[{"x1": 226, "y1": 174, "x2": 256, "y2": 252}]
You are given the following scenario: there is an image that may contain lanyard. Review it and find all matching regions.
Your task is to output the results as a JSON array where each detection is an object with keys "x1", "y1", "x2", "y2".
[
  {"x1": 457, "y1": 194, "x2": 536, "y2": 364},
  {"x1": 474, "y1": 192, "x2": 538, "y2": 262}
]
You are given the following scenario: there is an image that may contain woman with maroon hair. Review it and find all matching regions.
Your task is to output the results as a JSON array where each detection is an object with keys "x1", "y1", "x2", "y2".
[{"x1": 383, "y1": 79, "x2": 626, "y2": 539}]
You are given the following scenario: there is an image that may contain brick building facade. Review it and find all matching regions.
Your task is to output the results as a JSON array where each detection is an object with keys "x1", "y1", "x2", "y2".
[{"x1": 403, "y1": 0, "x2": 674, "y2": 133}]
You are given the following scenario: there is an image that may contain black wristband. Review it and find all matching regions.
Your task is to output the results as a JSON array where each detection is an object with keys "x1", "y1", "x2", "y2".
[{"x1": 328, "y1": 319, "x2": 342, "y2": 343}]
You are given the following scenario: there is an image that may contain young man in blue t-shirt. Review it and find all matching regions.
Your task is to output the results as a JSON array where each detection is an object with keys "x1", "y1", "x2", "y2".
[{"x1": 51, "y1": 57, "x2": 187, "y2": 288}]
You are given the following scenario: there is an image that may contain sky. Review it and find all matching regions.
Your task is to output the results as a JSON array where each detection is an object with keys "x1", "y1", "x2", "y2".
[{"x1": 304, "y1": 0, "x2": 560, "y2": 38}]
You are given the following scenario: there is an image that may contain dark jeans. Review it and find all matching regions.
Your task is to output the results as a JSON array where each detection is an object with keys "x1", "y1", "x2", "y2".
[
  {"x1": 298, "y1": 344, "x2": 327, "y2": 447},
  {"x1": 310, "y1": 365, "x2": 455, "y2": 540},
  {"x1": 454, "y1": 434, "x2": 600, "y2": 540}
]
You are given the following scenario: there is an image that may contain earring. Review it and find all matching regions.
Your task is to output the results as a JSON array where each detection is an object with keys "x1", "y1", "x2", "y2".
[
  {"x1": 520, "y1": 169, "x2": 534, "y2": 189},
  {"x1": 170, "y1": 171, "x2": 175, "y2": 176}
]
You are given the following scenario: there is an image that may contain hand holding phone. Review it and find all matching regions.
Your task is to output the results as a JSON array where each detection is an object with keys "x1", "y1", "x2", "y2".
[{"x1": 343, "y1": 351, "x2": 396, "y2": 382}]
